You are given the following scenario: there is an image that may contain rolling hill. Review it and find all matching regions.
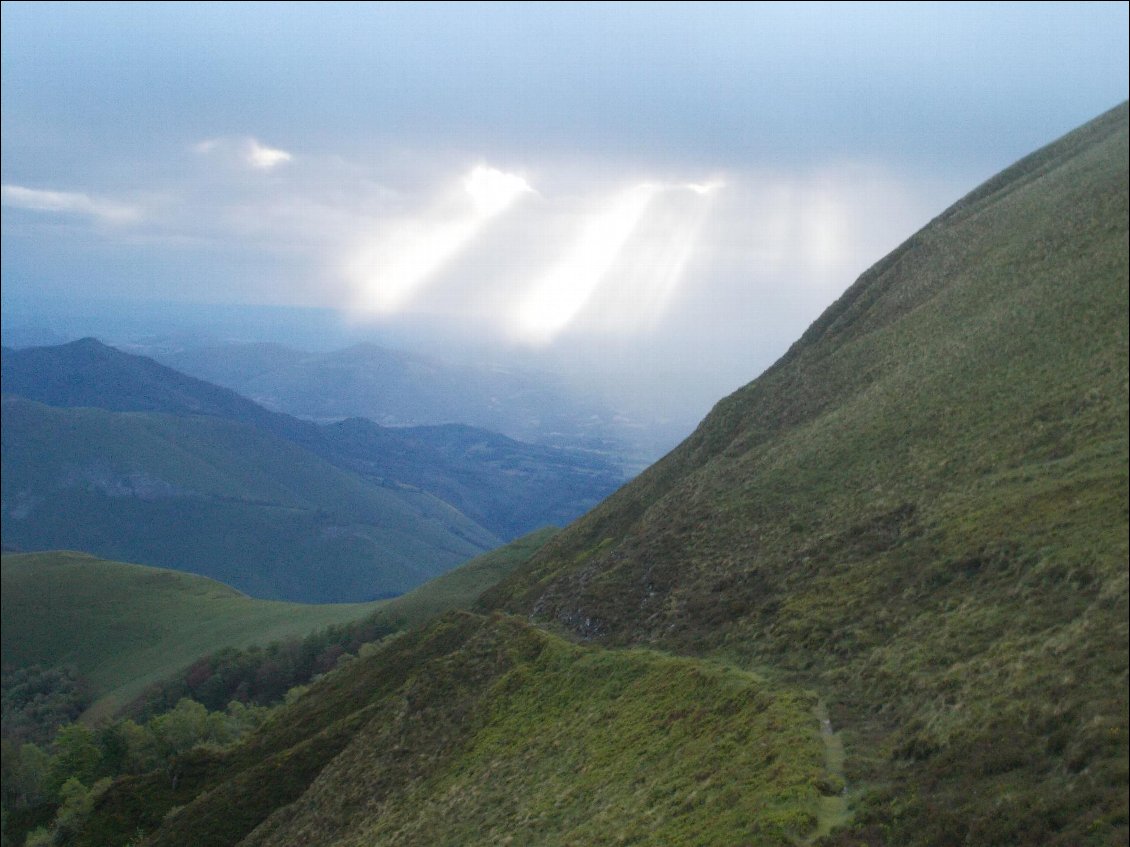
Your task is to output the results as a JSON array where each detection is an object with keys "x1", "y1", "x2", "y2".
[
  {"x1": 0, "y1": 396, "x2": 498, "y2": 602},
  {"x1": 45, "y1": 103, "x2": 1130, "y2": 846},
  {"x1": 2, "y1": 339, "x2": 624, "y2": 541},
  {"x1": 1, "y1": 531, "x2": 556, "y2": 721},
  {"x1": 1, "y1": 552, "x2": 381, "y2": 718}
]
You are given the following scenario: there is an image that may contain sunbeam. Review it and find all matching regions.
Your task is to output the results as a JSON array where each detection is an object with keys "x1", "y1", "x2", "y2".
[
  {"x1": 349, "y1": 166, "x2": 531, "y2": 314},
  {"x1": 512, "y1": 182, "x2": 661, "y2": 343}
]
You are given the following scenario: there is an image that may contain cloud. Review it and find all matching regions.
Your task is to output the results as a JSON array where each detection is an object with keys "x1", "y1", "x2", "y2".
[
  {"x1": 192, "y1": 136, "x2": 293, "y2": 170},
  {"x1": 1, "y1": 184, "x2": 140, "y2": 223},
  {"x1": 245, "y1": 139, "x2": 293, "y2": 170}
]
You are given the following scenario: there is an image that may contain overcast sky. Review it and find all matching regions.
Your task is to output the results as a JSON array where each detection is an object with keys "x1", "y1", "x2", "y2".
[{"x1": 2, "y1": 1, "x2": 1127, "y2": 422}]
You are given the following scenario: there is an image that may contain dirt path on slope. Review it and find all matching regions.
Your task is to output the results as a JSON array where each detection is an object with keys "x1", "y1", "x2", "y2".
[{"x1": 807, "y1": 701, "x2": 851, "y2": 843}]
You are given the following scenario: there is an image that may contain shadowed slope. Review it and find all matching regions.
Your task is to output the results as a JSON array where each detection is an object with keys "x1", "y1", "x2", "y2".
[{"x1": 2, "y1": 340, "x2": 624, "y2": 541}]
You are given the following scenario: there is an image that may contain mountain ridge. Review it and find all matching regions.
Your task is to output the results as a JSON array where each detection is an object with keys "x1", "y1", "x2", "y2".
[
  {"x1": 1, "y1": 395, "x2": 499, "y2": 601},
  {"x1": 2, "y1": 339, "x2": 624, "y2": 542}
]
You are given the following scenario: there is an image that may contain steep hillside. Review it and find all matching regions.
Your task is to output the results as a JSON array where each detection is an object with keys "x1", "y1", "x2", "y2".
[
  {"x1": 76, "y1": 613, "x2": 826, "y2": 847},
  {"x1": 480, "y1": 103, "x2": 1130, "y2": 843},
  {"x1": 2, "y1": 340, "x2": 624, "y2": 540},
  {"x1": 1, "y1": 397, "x2": 497, "y2": 602}
]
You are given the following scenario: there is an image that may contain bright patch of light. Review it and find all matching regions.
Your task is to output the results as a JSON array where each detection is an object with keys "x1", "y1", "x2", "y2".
[
  {"x1": 464, "y1": 166, "x2": 533, "y2": 215},
  {"x1": 684, "y1": 179, "x2": 726, "y2": 196},
  {"x1": 804, "y1": 188, "x2": 848, "y2": 277},
  {"x1": 349, "y1": 165, "x2": 532, "y2": 314},
  {"x1": 579, "y1": 186, "x2": 718, "y2": 334},
  {"x1": 513, "y1": 183, "x2": 661, "y2": 343},
  {"x1": 246, "y1": 139, "x2": 293, "y2": 170}
]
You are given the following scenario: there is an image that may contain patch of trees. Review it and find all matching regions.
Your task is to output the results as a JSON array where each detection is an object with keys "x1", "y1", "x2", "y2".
[
  {"x1": 1, "y1": 611, "x2": 398, "y2": 844},
  {"x1": 127, "y1": 613, "x2": 398, "y2": 718},
  {"x1": 1, "y1": 666, "x2": 91, "y2": 746},
  {"x1": 2, "y1": 698, "x2": 270, "y2": 846}
]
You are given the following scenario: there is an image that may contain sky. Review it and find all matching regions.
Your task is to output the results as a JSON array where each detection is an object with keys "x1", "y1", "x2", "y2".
[{"x1": 2, "y1": 1, "x2": 1128, "y2": 425}]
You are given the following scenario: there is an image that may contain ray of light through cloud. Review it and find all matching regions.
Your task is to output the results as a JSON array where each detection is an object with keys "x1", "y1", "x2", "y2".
[
  {"x1": 513, "y1": 182, "x2": 664, "y2": 344},
  {"x1": 565, "y1": 180, "x2": 724, "y2": 338},
  {"x1": 348, "y1": 165, "x2": 532, "y2": 314},
  {"x1": 511, "y1": 179, "x2": 724, "y2": 344}
]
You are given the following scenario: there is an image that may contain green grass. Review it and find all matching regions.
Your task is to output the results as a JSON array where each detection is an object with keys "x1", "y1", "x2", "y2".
[
  {"x1": 2, "y1": 530, "x2": 556, "y2": 723},
  {"x1": 2, "y1": 533, "x2": 558, "y2": 727},
  {"x1": 482, "y1": 103, "x2": 1130, "y2": 844},
  {"x1": 79, "y1": 613, "x2": 830, "y2": 847},
  {"x1": 1, "y1": 552, "x2": 382, "y2": 719}
]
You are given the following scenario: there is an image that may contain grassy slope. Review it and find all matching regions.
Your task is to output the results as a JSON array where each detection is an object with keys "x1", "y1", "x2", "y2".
[
  {"x1": 2, "y1": 532, "x2": 556, "y2": 721},
  {"x1": 481, "y1": 103, "x2": 1130, "y2": 844},
  {"x1": 81, "y1": 613, "x2": 825, "y2": 847},
  {"x1": 363, "y1": 526, "x2": 559, "y2": 629},
  {"x1": 1, "y1": 552, "x2": 380, "y2": 718},
  {"x1": 0, "y1": 530, "x2": 555, "y2": 722},
  {"x1": 1, "y1": 398, "x2": 498, "y2": 602}
]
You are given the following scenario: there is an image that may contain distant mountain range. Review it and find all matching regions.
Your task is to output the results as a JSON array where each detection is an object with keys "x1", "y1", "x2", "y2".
[
  {"x1": 155, "y1": 340, "x2": 671, "y2": 467},
  {"x1": 1, "y1": 339, "x2": 623, "y2": 600}
]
